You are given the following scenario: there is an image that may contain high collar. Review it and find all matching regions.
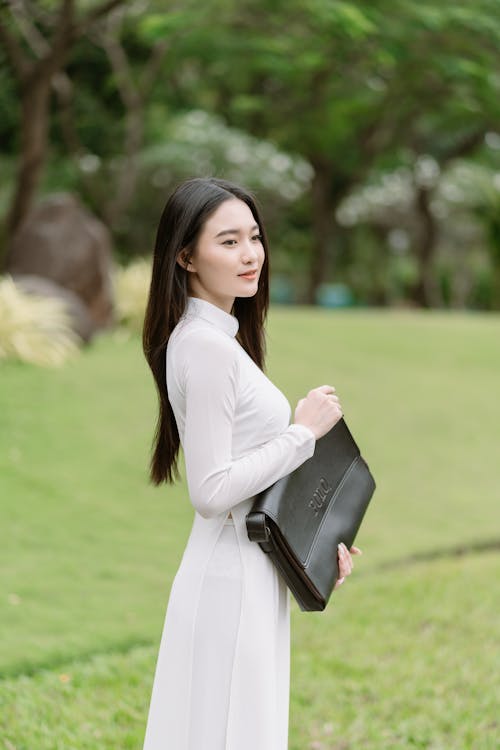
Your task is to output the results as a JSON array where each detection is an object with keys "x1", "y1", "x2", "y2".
[{"x1": 184, "y1": 295, "x2": 239, "y2": 338}]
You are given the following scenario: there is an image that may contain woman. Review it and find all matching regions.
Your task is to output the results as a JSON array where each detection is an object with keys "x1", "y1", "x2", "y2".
[{"x1": 141, "y1": 176, "x2": 361, "y2": 750}]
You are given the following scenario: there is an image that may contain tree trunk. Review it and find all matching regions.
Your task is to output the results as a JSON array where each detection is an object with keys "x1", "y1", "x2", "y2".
[
  {"x1": 306, "y1": 159, "x2": 335, "y2": 304},
  {"x1": 5, "y1": 74, "x2": 52, "y2": 244},
  {"x1": 306, "y1": 159, "x2": 354, "y2": 305},
  {"x1": 0, "y1": 0, "x2": 127, "y2": 270},
  {"x1": 104, "y1": 98, "x2": 143, "y2": 230},
  {"x1": 409, "y1": 185, "x2": 442, "y2": 308},
  {"x1": 488, "y1": 220, "x2": 500, "y2": 311}
]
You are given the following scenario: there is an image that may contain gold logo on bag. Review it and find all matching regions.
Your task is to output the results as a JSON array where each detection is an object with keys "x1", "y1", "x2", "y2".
[{"x1": 308, "y1": 477, "x2": 333, "y2": 516}]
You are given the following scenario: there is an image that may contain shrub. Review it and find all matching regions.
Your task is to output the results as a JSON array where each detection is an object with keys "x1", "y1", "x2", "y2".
[
  {"x1": 112, "y1": 258, "x2": 151, "y2": 334},
  {"x1": 0, "y1": 275, "x2": 80, "y2": 367}
]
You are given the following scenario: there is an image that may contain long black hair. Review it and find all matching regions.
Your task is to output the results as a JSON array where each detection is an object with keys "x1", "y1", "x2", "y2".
[{"x1": 142, "y1": 177, "x2": 271, "y2": 486}]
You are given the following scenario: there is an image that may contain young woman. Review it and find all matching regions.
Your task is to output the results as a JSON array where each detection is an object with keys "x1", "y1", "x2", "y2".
[{"x1": 141, "y1": 176, "x2": 361, "y2": 750}]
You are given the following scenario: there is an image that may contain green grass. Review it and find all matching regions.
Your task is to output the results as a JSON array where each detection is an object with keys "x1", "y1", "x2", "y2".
[{"x1": 1, "y1": 307, "x2": 499, "y2": 749}]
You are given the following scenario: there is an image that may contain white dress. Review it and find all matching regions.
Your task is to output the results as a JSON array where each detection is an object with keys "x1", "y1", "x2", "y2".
[{"x1": 142, "y1": 295, "x2": 316, "y2": 750}]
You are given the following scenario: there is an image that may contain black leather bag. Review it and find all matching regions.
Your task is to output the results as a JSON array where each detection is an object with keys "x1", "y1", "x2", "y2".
[{"x1": 245, "y1": 418, "x2": 376, "y2": 612}]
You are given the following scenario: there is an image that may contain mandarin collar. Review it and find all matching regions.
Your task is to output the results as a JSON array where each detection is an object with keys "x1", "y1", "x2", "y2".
[{"x1": 184, "y1": 295, "x2": 239, "y2": 338}]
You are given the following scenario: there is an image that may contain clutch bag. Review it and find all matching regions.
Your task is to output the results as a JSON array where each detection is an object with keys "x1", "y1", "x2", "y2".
[{"x1": 245, "y1": 417, "x2": 376, "y2": 612}]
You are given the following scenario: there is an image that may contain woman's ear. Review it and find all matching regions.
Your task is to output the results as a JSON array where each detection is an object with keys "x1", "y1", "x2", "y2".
[{"x1": 176, "y1": 248, "x2": 195, "y2": 272}]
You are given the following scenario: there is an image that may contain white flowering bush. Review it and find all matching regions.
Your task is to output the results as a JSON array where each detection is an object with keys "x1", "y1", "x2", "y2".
[
  {"x1": 0, "y1": 274, "x2": 81, "y2": 367},
  {"x1": 112, "y1": 258, "x2": 152, "y2": 334},
  {"x1": 141, "y1": 109, "x2": 313, "y2": 202}
]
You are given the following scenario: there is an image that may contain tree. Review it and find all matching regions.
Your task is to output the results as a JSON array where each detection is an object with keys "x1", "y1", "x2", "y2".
[
  {"x1": 0, "y1": 0, "x2": 126, "y2": 263},
  {"x1": 168, "y1": 0, "x2": 500, "y2": 304}
]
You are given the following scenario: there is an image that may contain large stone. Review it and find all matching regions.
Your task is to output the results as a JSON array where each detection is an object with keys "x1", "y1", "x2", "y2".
[
  {"x1": 10, "y1": 273, "x2": 96, "y2": 344},
  {"x1": 6, "y1": 193, "x2": 115, "y2": 329}
]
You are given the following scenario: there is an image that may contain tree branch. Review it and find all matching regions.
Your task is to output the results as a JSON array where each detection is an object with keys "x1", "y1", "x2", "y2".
[
  {"x1": 97, "y1": 12, "x2": 139, "y2": 112},
  {"x1": 47, "y1": 0, "x2": 74, "y2": 66},
  {"x1": 22, "y1": 0, "x2": 55, "y2": 32},
  {"x1": 10, "y1": 0, "x2": 49, "y2": 57},
  {"x1": 441, "y1": 129, "x2": 486, "y2": 164},
  {"x1": 141, "y1": 37, "x2": 170, "y2": 93},
  {"x1": 0, "y1": 12, "x2": 30, "y2": 79},
  {"x1": 75, "y1": 0, "x2": 127, "y2": 37}
]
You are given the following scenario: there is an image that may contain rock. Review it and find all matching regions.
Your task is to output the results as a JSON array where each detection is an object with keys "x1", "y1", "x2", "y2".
[
  {"x1": 10, "y1": 273, "x2": 96, "y2": 343},
  {"x1": 6, "y1": 193, "x2": 116, "y2": 329}
]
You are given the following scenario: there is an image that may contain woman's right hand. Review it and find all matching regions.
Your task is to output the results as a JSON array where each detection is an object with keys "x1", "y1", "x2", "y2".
[{"x1": 293, "y1": 384, "x2": 343, "y2": 440}]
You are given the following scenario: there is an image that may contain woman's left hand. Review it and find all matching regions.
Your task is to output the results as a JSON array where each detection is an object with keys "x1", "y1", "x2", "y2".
[{"x1": 334, "y1": 543, "x2": 363, "y2": 589}]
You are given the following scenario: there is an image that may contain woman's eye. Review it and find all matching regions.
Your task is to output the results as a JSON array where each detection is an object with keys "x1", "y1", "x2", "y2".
[{"x1": 222, "y1": 234, "x2": 262, "y2": 246}]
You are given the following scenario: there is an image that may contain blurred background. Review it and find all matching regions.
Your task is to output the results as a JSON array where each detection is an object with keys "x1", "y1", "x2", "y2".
[
  {"x1": 1, "y1": 0, "x2": 500, "y2": 325},
  {"x1": 1, "y1": 2, "x2": 499, "y2": 749}
]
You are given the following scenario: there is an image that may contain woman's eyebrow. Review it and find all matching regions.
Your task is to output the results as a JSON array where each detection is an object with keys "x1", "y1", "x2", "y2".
[{"x1": 215, "y1": 224, "x2": 259, "y2": 238}]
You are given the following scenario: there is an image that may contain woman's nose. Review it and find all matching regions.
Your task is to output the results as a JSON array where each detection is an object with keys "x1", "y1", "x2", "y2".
[{"x1": 242, "y1": 241, "x2": 260, "y2": 261}]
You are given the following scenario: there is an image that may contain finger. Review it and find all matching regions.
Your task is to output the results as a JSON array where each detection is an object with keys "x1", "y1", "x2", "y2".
[
  {"x1": 342, "y1": 544, "x2": 353, "y2": 574},
  {"x1": 334, "y1": 577, "x2": 345, "y2": 589},
  {"x1": 341, "y1": 564, "x2": 352, "y2": 578},
  {"x1": 343, "y1": 557, "x2": 353, "y2": 576},
  {"x1": 350, "y1": 546, "x2": 363, "y2": 555},
  {"x1": 338, "y1": 544, "x2": 353, "y2": 576},
  {"x1": 318, "y1": 385, "x2": 336, "y2": 394}
]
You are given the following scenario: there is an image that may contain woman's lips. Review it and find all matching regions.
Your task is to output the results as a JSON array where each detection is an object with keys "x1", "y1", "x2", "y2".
[{"x1": 239, "y1": 271, "x2": 258, "y2": 280}]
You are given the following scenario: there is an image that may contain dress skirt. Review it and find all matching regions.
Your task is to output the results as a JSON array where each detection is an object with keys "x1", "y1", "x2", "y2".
[
  {"x1": 142, "y1": 499, "x2": 291, "y2": 750},
  {"x1": 188, "y1": 517, "x2": 243, "y2": 748}
]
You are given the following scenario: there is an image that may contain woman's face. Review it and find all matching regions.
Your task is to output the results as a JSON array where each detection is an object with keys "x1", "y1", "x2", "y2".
[{"x1": 178, "y1": 197, "x2": 265, "y2": 312}]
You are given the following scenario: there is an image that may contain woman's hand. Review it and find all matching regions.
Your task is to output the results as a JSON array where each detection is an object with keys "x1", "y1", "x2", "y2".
[
  {"x1": 334, "y1": 543, "x2": 363, "y2": 589},
  {"x1": 294, "y1": 385, "x2": 343, "y2": 440}
]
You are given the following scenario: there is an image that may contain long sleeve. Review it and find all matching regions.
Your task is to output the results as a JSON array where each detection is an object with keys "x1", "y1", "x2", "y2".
[{"x1": 178, "y1": 330, "x2": 316, "y2": 519}]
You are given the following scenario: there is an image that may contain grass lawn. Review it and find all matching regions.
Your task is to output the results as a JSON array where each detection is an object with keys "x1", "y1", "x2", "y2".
[{"x1": 1, "y1": 305, "x2": 499, "y2": 749}]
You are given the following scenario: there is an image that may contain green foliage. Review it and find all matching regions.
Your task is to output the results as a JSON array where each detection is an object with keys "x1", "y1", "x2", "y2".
[
  {"x1": 61, "y1": 37, "x2": 125, "y2": 157},
  {"x1": 198, "y1": 0, "x2": 500, "y2": 158},
  {"x1": 1, "y1": 0, "x2": 500, "y2": 308},
  {"x1": 335, "y1": 156, "x2": 500, "y2": 308},
  {"x1": 108, "y1": 108, "x2": 313, "y2": 259},
  {"x1": 138, "y1": 10, "x2": 199, "y2": 41}
]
